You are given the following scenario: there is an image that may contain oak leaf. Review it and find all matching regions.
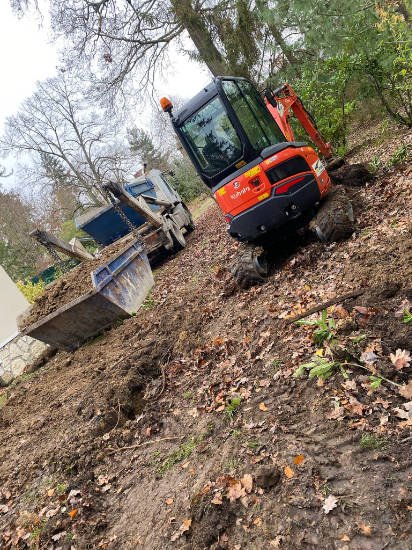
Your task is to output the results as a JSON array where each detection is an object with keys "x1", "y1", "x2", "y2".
[
  {"x1": 323, "y1": 494, "x2": 338, "y2": 514},
  {"x1": 259, "y1": 402, "x2": 269, "y2": 412},
  {"x1": 240, "y1": 474, "x2": 253, "y2": 493},
  {"x1": 390, "y1": 349, "x2": 411, "y2": 370},
  {"x1": 399, "y1": 380, "x2": 412, "y2": 400}
]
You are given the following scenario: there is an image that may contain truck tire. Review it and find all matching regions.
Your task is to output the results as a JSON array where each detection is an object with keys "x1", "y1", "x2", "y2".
[
  {"x1": 313, "y1": 186, "x2": 355, "y2": 242},
  {"x1": 170, "y1": 219, "x2": 186, "y2": 251},
  {"x1": 231, "y1": 244, "x2": 269, "y2": 289},
  {"x1": 183, "y1": 204, "x2": 195, "y2": 233}
]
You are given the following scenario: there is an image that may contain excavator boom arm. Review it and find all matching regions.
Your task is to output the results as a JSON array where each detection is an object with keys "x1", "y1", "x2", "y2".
[{"x1": 264, "y1": 83, "x2": 333, "y2": 159}]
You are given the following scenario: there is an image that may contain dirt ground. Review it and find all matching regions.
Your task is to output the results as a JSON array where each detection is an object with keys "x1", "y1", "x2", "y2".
[{"x1": 1, "y1": 129, "x2": 411, "y2": 549}]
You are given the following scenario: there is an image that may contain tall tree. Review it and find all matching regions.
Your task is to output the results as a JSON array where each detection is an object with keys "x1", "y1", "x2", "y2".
[{"x1": 1, "y1": 72, "x2": 134, "y2": 207}]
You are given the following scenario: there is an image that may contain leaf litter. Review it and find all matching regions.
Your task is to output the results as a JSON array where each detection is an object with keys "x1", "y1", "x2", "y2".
[{"x1": 0, "y1": 140, "x2": 411, "y2": 548}]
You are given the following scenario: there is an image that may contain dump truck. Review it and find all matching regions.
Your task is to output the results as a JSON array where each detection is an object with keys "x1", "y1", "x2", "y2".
[{"x1": 19, "y1": 170, "x2": 194, "y2": 349}]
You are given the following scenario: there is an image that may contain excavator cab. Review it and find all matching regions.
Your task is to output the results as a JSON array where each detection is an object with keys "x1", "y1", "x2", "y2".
[{"x1": 162, "y1": 76, "x2": 332, "y2": 242}]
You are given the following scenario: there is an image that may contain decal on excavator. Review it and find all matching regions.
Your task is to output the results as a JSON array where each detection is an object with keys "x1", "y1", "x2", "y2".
[
  {"x1": 312, "y1": 159, "x2": 325, "y2": 177},
  {"x1": 231, "y1": 186, "x2": 251, "y2": 200}
]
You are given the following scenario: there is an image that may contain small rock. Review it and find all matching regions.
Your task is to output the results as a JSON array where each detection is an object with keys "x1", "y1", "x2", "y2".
[
  {"x1": 255, "y1": 466, "x2": 281, "y2": 491},
  {"x1": 0, "y1": 373, "x2": 14, "y2": 387}
]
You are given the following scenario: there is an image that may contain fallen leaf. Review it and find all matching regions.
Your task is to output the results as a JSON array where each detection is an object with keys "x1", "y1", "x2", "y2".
[
  {"x1": 253, "y1": 517, "x2": 262, "y2": 526},
  {"x1": 334, "y1": 305, "x2": 349, "y2": 318},
  {"x1": 170, "y1": 518, "x2": 192, "y2": 542},
  {"x1": 323, "y1": 494, "x2": 338, "y2": 514},
  {"x1": 340, "y1": 534, "x2": 351, "y2": 542},
  {"x1": 354, "y1": 306, "x2": 373, "y2": 315},
  {"x1": 45, "y1": 507, "x2": 59, "y2": 518},
  {"x1": 394, "y1": 401, "x2": 412, "y2": 420},
  {"x1": 165, "y1": 498, "x2": 174, "y2": 505},
  {"x1": 240, "y1": 474, "x2": 253, "y2": 493},
  {"x1": 283, "y1": 466, "x2": 294, "y2": 479},
  {"x1": 293, "y1": 454, "x2": 304, "y2": 465},
  {"x1": 390, "y1": 349, "x2": 411, "y2": 370},
  {"x1": 358, "y1": 522, "x2": 372, "y2": 536},
  {"x1": 46, "y1": 488, "x2": 55, "y2": 497},
  {"x1": 51, "y1": 531, "x2": 66, "y2": 542},
  {"x1": 181, "y1": 518, "x2": 192, "y2": 533},
  {"x1": 399, "y1": 380, "x2": 412, "y2": 400},
  {"x1": 361, "y1": 351, "x2": 378, "y2": 364},
  {"x1": 227, "y1": 481, "x2": 246, "y2": 502},
  {"x1": 97, "y1": 475, "x2": 109, "y2": 486},
  {"x1": 0, "y1": 505, "x2": 9, "y2": 514},
  {"x1": 68, "y1": 508, "x2": 78, "y2": 520},
  {"x1": 259, "y1": 402, "x2": 269, "y2": 412},
  {"x1": 211, "y1": 492, "x2": 223, "y2": 505},
  {"x1": 345, "y1": 396, "x2": 364, "y2": 416}
]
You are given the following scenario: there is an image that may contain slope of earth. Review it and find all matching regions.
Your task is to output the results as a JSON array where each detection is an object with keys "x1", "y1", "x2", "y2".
[{"x1": 0, "y1": 142, "x2": 411, "y2": 549}]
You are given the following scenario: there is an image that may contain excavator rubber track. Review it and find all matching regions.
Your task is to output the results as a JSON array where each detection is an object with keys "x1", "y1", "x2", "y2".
[
  {"x1": 312, "y1": 185, "x2": 355, "y2": 242},
  {"x1": 231, "y1": 243, "x2": 269, "y2": 289}
]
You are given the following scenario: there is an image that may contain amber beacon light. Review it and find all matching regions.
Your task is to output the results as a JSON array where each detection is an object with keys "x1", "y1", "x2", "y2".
[{"x1": 160, "y1": 97, "x2": 173, "y2": 113}]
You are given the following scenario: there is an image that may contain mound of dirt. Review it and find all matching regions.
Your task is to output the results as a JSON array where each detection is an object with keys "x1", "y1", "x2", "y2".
[{"x1": 19, "y1": 235, "x2": 136, "y2": 330}]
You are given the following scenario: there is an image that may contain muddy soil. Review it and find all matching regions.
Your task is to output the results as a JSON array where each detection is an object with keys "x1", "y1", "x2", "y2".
[
  {"x1": 0, "y1": 130, "x2": 411, "y2": 549},
  {"x1": 19, "y1": 234, "x2": 136, "y2": 329}
]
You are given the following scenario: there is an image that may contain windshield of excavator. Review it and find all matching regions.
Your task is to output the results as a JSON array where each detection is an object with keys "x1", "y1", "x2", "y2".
[
  {"x1": 180, "y1": 96, "x2": 242, "y2": 177},
  {"x1": 222, "y1": 79, "x2": 285, "y2": 150},
  {"x1": 180, "y1": 79, "x2": 284, "y2": 179}
]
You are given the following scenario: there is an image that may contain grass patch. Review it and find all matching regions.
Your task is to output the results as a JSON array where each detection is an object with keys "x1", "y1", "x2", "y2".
[
  {"x1": 225, "y1": 397, "x2": 242, "y2": 419},
  {"x1": 156, "y1": 428, "x2": 212, "y2": 476},
  {"x1": 0, "y1": 392, "x2": 8, "y2": 409},
  {"x1": 360, "y1": 434, "x2": 387, "y2": 451}
]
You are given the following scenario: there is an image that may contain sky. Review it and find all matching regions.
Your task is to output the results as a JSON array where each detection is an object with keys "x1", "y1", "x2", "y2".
[
  {"x1": 0, "y1": 1, "x2": 211, "y2": 188},
  {"x1": 0, "y1": 2, "x2": 210, "y2": 128}
]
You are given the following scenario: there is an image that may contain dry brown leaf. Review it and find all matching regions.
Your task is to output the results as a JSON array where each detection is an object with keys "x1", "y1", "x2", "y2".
[
  {"x1": 170, "y1": 518, "x2": 192, "y2": 542},
  {"x1": 340, "y1": 534, "x2": 351, "y2": 542},
  {"x1": 46, "y1": 488, "x2": 55, "y2": 497},
  {"x1": 358, "y1": 522, "x2": 372, "y2": 536},
  {"x1": 259, "y1": 402, "x2": 269, "y2": 412},
  {"x1": 68, "y1": 508, "x2": 78, "y2": 520},
  {"x1": 394, "y1": 401, "x2": 412, "y2": 420},
  {"x1": 0, "y1": 505, "x2": 9, "y2": 514},
  {"x1": 399, "y1": 380, "x2": 412, "y2": 400},
  {"x1": 240, "y1": 474, "x2": 253, "y2": 493},
  {"x1": 293, "y1": 454, "x2": 304, "y2": 465},
  {"x1": 211, "y1": 492, "x2": 223, "y2": 505},
  {"x1": 181, "y1": 518, "x2": 192, "y2": 533},
  {"x1": 165, "y1": 498, "x2": 174, "y2": 505},
  {"x1": 253, "y1": 517, "x2": 262, "y2": 526},
  {"x1": 227, "y1": 481, "x2": 246, "y2": 502},
  {"x1": 283, "y1": 466, "x2": 294, "y2": 479},
  {"x1": 390, "y1": 349, "x2": 411, "y2": 371}
]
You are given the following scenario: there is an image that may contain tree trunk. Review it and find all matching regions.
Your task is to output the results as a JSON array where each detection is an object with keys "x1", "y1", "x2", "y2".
[
  {"x1": 171, "y1": 0, "x2": 228, "y2": 76},
  {"x1": 256, "y1": 0, "x2": 300, "y2": 76}
]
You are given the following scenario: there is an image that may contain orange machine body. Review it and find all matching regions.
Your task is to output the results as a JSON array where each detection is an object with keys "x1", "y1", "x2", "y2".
[{"x1": 214, "y1": 145, "x2": 331, "y2": 220}]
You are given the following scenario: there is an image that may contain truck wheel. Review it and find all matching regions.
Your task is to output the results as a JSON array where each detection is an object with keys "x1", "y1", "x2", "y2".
[
  {"x1": 313, "y1": 186, "x2": 355, "y2": 242},
  {"x1": 170, "y1": 220, "x2": 186, "y2": 251},
  {"x1": 183, "y1": 204, "x2": 195, "y2": 233},
  {"x1": 231, "y1": 244, "x2": 269, "y2": 289}
]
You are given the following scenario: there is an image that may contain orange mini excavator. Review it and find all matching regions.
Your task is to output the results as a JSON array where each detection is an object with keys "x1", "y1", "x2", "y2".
[{"x1": 161, "y1": 76, "x2": 356, "y2": 287}]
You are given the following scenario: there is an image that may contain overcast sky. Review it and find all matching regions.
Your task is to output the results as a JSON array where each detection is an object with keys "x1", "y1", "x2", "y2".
[
  {"x1": 0, "y1": 1, "x2": 211, "y2": 188},
  {"x1": 0, "y1": 3, "x2": 210, "y2": 128}
]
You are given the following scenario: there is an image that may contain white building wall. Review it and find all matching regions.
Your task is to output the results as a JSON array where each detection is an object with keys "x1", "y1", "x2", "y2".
[
  {"x1": 0, "y1": 266, "x2": 48, "y2": 384},
  {"x1": 0, "y1": 265, "x2": 30, "y2": 344}
]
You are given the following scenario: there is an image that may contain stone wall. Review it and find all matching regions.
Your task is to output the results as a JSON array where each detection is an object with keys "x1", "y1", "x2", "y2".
[{"x1": 0, "y1": 334, "x2": 48, "y2": 385}]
